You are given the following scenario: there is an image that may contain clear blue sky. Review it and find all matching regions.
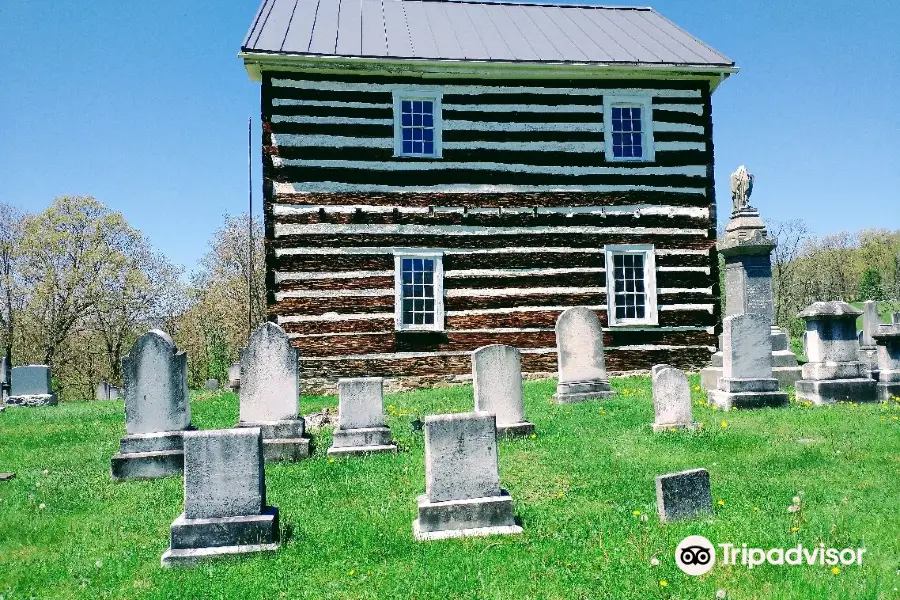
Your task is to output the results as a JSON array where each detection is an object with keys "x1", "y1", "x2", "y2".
[{"x1": 2, "y1": 1, "x2": 898, "y2": 272}]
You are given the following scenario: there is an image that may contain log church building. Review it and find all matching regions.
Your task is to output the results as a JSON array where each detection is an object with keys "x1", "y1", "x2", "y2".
[{"x1": 239, "y1": 0, "x2": 736, "y2": 378}]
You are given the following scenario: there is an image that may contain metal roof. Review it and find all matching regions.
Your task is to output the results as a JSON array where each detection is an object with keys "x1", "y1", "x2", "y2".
[{"x1": 241, "y1": 0, "x2": 734, "y2": 67}]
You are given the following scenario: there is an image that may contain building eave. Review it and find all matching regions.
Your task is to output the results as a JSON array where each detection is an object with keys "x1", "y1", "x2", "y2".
[{"x1": 239, "y1": 51, "x2": 738, "y2": 93}]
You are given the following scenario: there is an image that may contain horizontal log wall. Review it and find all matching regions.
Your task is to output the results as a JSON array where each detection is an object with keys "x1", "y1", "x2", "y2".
[{"x1": 260, "y1": 68, "x2": 719, "y2": 377}]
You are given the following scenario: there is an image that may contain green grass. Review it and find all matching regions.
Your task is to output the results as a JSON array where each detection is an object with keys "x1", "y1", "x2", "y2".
[{"x1": 2, "y1": 378, "x2": 900, "y2": 599}]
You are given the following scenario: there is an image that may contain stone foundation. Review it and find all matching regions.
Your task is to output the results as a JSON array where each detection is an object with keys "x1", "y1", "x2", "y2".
[
  {"x1": 327, "y1": 426, "x2": 396, "y2": 456},
  {"x1": 795, "y1": 378, "x2": 877, "y2": 405},
  {"x1": 413, "y1": 490, "x2": 522, "y2": 541},
  {"x1": 161, "y1": 507, "x2": 280, "y2": 567},
  {"x1": 111, "y1": 431, "x2": 186, "y2": 481},
  {"x1": 554, "y1": 380, "x2": 615, "y2": 404},
  {"x1": 235, "y1": 420, "x2": 310, "y2": 462},
  {"x1": 5, "y1": 394, "x2": 57, "y2": 407}
]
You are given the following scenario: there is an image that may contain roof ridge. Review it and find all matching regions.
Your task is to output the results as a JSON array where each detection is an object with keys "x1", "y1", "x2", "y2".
[{"x1": 405, "y1": 0, "x2": 653, "y2": 10}]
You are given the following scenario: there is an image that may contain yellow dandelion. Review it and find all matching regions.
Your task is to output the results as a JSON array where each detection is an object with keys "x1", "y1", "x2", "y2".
[
  {"x1": 328, "y1": 458, "x2": 336, "y2": 463},
  {"x1": 753, "y1": 506, "x2": 760, "y2": 511},
  {"x1": 831, "y1": 566, "x2": 840, "y2": 575},
  {"x1": 633, "y1": 510, "x2": 641, "y2": 516},
  {"x1": 717, "y1": 499, "x2": 725, "y2": 507},
  {"x1": 720, "y1": 420, "x2": 728, "y2": 429},
  {"x1": 659, "y1": 580, "x2": 668, "y2": 588},
  {"x1": 791, "y1": 526, "x2": 800, "y2": 532},
  {"x1": 556, "y1": 491, "x2": 564, "y2": 499},
  {"x1": 348, "y1": 569, "x2": 355, "y2": 576},
  {"x1": 530, "y1": 433, "x2": 537, "y2": 439},
  {"x1": 600, "y1": 409, "x2": 607, "y2": 415},
  {"x1": 692, "y1": 385, "x2": 701, "y2": 392}
]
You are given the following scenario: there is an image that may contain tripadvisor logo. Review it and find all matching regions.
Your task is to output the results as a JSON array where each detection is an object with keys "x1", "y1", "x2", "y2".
[
  {"x1": 676, "y1": 535, "x2": 716, "y2": 575},
  {"x1": 675, "y1": 536, "x2": 867, "y2": 575}
]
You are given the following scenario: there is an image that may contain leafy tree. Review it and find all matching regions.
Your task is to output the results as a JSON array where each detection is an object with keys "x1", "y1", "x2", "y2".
[{"x1": 858, "y1": 268, "x2": 886, "y2": 301}]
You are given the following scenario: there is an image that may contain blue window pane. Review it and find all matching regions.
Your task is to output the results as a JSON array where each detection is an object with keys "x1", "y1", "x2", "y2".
[
  {"x1": 424, "y1": 128, "x2": 433, "y2": 142},
  {"x1": 413, "y1": 113, "x2": 422, "y2": 126},
  {"x1": 612, "y1": 118, "x2": 622, "y2": 131},
  {"x1": 612, "y1": 107, "x2": 622, "y2": 119},
  {"x1": 401, "y1": 100, "x2": 411, "y2": 112},
  {"x1": 423, "y1": 142, "x2": 433, "y2": 154},
  {"x1": 613, "y1": 145, "x2": 624, "y2": 158},
  {"x1": 622, "y1": 119, "x2": 631, "y2": 132},
  {"x1": 623, "y1": 146, "x2": 633, "y2": 157},
  {"x1": 423, "y1": 101, "x2": 432, "y2": 112},
  {"x1": 413, "y1": 128, "x2": 423, "y2": 141},
  {"x1": 413, "y1": 100, "x2": 422, "y2": 113},
  {"x1": 612, "y1": 132, "x2": 622, "y2": 145},
  {"x1": 402, "y1": 129, "x2": 412, "y2": 141},
  {"x1": 401, "y1": 258, "x2": 412, "y2": 270},
  {"x1": 402, "y1": 113, "x2": 412, "y2": 126},
  {"x1": 402, "y1": 141, "x2": 412, "y2": 153},
  {"x1": 633, "y1": 145, "x2": 643, "y2": 158},
  {"x1": 423, "y1": 113, "x2": 433, "y2": 127},
  {"x1": 631, "y1": 108, "x2": 641, "y2": 120}
]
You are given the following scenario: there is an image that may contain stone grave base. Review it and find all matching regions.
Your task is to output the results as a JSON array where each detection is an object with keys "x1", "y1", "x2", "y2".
[
  {"x1": 161, "y1": 506, "x2": 280, "y2": 567},
  {"x1": 5, "y1": 394, "x2": 57, "y2": 407},
  {"x1": 235, "y1": 419, "x2": 310, "y2": 462},
  {"x1": 651, "y1": 421, "x2": 699, "y2": 433},
  {"x1": 327, "y1": 426, "x2": 396, "y2": 456},
  {"x1": 708, "y1": 378, "x2": 788, "y2": 410},
  {"x1": 413, "y1": 490, "x2": 522, "y2": 541},
  {"x1": 496, "y1": 421, "x2": 536, "y2": 437},
  {"x1": 795, "y1": 378, "x2": 877, "y2": 405},
  {"x1": 553, "y1": 380, "x2": 615, "y2": 404},
  {"x1": 876, "y1": 382, "x2": 900, "y2": 401},
  {"x1": 111, "y1": 430, "x2": 186, "y2": 481}
]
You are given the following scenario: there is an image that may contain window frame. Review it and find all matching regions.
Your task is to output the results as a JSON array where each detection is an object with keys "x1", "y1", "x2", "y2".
[
  {"x1": 392, "y1": 90, "x2": 443, "y2": 159},
  {"x1": 393, "y1": 249, "x2": 445, "y2": 332},
  {"x1": 604, "y1": 244, "x2": 658, "y2": 327},
  {"x1": 604, "y1": 95, "x2": 655, "y2": 163}
]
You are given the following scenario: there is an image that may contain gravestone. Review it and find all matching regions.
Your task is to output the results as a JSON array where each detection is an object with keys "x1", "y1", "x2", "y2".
[
  {"x1": 651, "y1": 364, "x2": 673, "y2": 379},
  {"x1": 795, "y1": 302, "x2": 876, "y2": 405},
  {"x1": 227, "y1": 362, "x2": 241, "y2": 392},
  {"x1": 655, "y1": 468, "x2": 714, "y2": 522},
  {"x1": 708, "y1": 314, "x2": 788, "y2": 410},
  {"x1": 553, "y1": 307, "x2": 615, "y2": 403},
  {"x1": 651, "y1": 366, "x2": 698, "y2": 432},
  {"x1": 203, "y1": 379, "x2": 219, "y2": 391},
  {"x1": 472, "y1": 344, "x2": 534, "y2": 436},
  {"x1": 110, "y1": 330, "x2": 192, "y2": 481},
  {"x1": 6, "y1": 365, "x2": 57, "y2": 407},
  {"x1": 872, "y1": 323, "x2": 900, "y2": 401},
  {"x1": 328, "y1": 377, "x2": 396, "y2": 456},
  {"x1": 893, "y1": 312, "x2": 900, "y2": 325},
  {"x1": 95, "y1": 381, "x2": 123, "y2": 401},
  {"x1": 0, "y1": 356, "x2": 10, "y2": 405},
  {"x1": 700, "y1": 166, "x2": 801, "y2": 390},
  {"x1": 161, "y1": 428, "x2": 279, "y2": 567},
  {"x1": 857, "y1": 300, "x2": 880, "y2": 380},
  {"x1": 413, "y1": 412, "x2": 522, "y2": 541},
  {"x1": 235, "y1": 322, "x2": 308, "y2": 462}
]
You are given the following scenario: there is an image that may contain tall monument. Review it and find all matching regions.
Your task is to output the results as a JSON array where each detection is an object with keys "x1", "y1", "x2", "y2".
[{"x1": 700, "y1": 166, "x2": 802, "y2": 390}]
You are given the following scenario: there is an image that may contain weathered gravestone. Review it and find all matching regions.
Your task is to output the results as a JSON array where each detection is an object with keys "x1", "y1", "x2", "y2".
[
  {"x1": 893, "y1": 312, "x2": 900, "y2": 325},
  {"x1": 203, "y1": 379, "x2": 219, "y2": 391},
  {"x1": 328, "y1": 377, "x2": 396, "y2": 456},
  {"x1": 708, "y1": 313, "x2": 788, "y2": 410},
  {"x1": 6, "y1": 365, "x2": 57, "y2": 407},
  {"x1": 651, "y1": 366, "x2": 698, "y2": 432},
  {"x1": 553, "y1": 307, "x2": 615, "y2": 403},
  {"x1": 700, "y1": 166, "x2": 801, "y2": 390},
  {"x1": 656, "y1": 468, "x2": 714, "y2": 522},
  {"x1": 413, "y1": 412, "x2": 522, "y2": 541},
  {"x1": 110, "y1": 330, "x2": 192, "y2": 481},
  {"x1": 857, "y1": 300, "x2": 881, "y2": 379},
  {"x1": 0, "y1": 356, "x2": 10, "y2": 405},
  {"x1": 227, "y1": 362, "x2": 241, "y2": 392},
  {"x1": 161, "y1": 427, "x2": 280, "y2": 567},
  {"x1": 236, "y1": 322, "x2": 308, "y2": 462},
  {"x1": 795, "y1": 302, "x2": 877, "y2": 405},
  {"x1": 872, "y1": 323, "x2": 900, "y2": 401},
  {"x1": 472, "y1": 344, "x2": 534, "y2": 436},
  {"x1": 95, "y1": 381, "x2": 123, "y2": 401}
]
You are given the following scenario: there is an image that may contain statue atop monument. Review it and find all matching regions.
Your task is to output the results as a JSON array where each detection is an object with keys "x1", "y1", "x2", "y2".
[{"x1": 730, "y1": 165, "x2": 754, "y2": 215}]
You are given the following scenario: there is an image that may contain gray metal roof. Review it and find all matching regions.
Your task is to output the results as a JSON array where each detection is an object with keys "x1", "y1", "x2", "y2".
[{"x1": 241, "y1": 0, "x2": 733, "y2": 67}]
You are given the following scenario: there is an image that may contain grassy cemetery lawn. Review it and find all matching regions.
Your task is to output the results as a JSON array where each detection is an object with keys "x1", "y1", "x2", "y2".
[{"x1": 2, "y1": 378, "x2": 899, "y2": 599}]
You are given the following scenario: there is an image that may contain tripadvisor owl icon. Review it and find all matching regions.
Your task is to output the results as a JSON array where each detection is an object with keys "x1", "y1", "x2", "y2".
[{"x1": 676, "y1": 535, "x2": 716, "y2": 576}]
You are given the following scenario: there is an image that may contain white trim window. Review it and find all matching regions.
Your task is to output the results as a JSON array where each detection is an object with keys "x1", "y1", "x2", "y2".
[
  {"x1": 604, "y1": 95, "x2": 654, "y2": 162},
  {"x1": 392, "y1": 91, "x2": 442, "y2": 158},
  {"x1": 394, "y1": 250, "x2": 444, "y2": 331},
  {"x1": 605, "y1": 244, "x2": 658, "y2": 326}
]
